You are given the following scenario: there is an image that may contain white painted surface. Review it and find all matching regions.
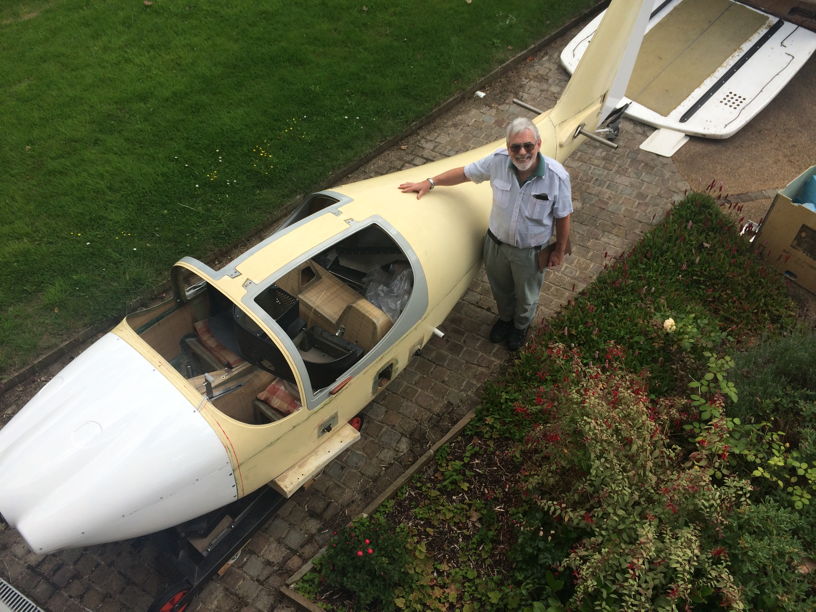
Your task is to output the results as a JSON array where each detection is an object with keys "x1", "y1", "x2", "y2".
[
  {"x1": 639, "y1": 127, "x2": 690, "y2": 156},
  {"x1": 0, "y1": 333, "x2": 237, "y2": 553},
  {"x1": 560, "y1": 0, "x2": 816, "y2": 138}
]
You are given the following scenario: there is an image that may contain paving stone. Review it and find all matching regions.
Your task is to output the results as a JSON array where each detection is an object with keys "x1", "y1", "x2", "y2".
[
  {"x1": 322, "y1": 459, "x2": 345, "y2": 481},
  {"x1": 121, "y1": 584, "x2": 154, "y2": 610},
  {"x1": 234, "y1": 575, "x2": 264, "y2": 602},
  {"x1": 265, "y1": 572, "x2": 287, "y2": 589},
  {"x1": 282, "y1": 527, "x2": 309, "y2": 551},
  {"x1": 241, "y1": 554, "x2": 269, "y2": 581},
  {"x1": 362, "y1": 401, "x2": 386, "y2": 420},
  {"x1": 90, "y1": 563, "x2": 126, "y2": 594},
  {"x1": 246, "y1": 531, "x2": 271, "y2": 557},
  {"x1": 260, "y1": 539, "x2": 289, "y2": 565},
  {"x1": 68, "y1": 552, "x2": 95, "y2": 575},
  {"x1": 247, "y1": 586, "x2": 279, "y2": 611},
  {"x1": 283, "y1": 553, "x2": 304, "y2": 574},
  {"x1": 219, "y1": 566, "x2": 246, "y2": 592},
  {"x1": 281, "y1": 502, "x2": 308, "y2": 525},
  {"x1": 263, "y1": 516, "x2": 290, "y2": 541},
  {"x1": 45, "y1": 591, "x2": 83, "y2": 612},
  {"x1": 29, "y1": 579, "x2": 55, "y2": 608},
  {"x1": 64, "y1": 579, "x2": 87, "y2": 599},
  {"x1": 51, "y1": 564, "x2": 76, "y2": 588},
  {"x1": 80, "y1": 587, "x2": 106, "y2": 609},
  {"x1": 343, "y1": 448, "x2": 368, "y2": 470},
  {"x1": 97, "y1": 596, "x2": 124, "y2": 612}
]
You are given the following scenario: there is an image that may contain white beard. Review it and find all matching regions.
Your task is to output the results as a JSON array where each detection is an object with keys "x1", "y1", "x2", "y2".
[{"x1": 512, "y1": 156, "x2": 535, "y2": 172}]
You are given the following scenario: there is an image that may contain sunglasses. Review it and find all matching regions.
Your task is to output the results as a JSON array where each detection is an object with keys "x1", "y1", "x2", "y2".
[{"x1": 509, "y1": 142, "x2": 536, "y2": 154}]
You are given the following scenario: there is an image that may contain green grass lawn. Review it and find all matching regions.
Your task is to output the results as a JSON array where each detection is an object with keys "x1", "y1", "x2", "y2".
[{"x1": 0, "y1": 0, "x2": 595, "y2": 378}]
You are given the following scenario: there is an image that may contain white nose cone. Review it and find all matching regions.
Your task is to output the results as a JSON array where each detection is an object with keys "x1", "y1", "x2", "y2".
[{"x1": 0, "y1": 333, "x2": 238, "y2": 553}]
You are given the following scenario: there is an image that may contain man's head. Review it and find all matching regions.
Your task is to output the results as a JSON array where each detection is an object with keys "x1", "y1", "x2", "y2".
[{"x1": 505, "y1": 117, "x2": 541, "y2": 173}]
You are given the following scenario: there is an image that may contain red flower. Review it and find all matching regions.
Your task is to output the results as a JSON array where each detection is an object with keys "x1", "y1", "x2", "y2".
[
  {"x1": 367, "y1": 548, "x2": 374, "y2": 554},
  {"x1": 356, "y1": 550, "x2": 363, "y2": 557}
]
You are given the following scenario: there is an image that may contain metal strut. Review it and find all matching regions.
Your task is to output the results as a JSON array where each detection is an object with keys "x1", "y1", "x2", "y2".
[{"x1": 512, "y1": 98, "x2": 619, "y2": 149}]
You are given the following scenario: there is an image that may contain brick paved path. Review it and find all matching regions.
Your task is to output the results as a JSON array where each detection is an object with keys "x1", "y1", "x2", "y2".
[{"x1": 0, "y1": 21, "x2": 688, "y2": 612}]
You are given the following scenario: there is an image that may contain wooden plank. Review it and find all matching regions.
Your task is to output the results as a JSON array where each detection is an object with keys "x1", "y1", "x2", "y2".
[{"x1": 271, "y1": 423, "x2": 361, "y2": 497}]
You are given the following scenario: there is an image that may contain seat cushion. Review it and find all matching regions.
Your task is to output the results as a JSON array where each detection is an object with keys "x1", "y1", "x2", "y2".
[
  {"x1": 338, "y1": 298, "x2": 393, "y2": 351},
  {"x1": 256, "y1": 377, "x2": 301, "y2": 419},
  {"x1": 193, "y1": 320, "x2": 244, "y2": 368}
]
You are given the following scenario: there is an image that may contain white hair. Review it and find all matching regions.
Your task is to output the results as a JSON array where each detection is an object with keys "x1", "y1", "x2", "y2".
[{"x1": 506, "y1": 117, "x2": 540, "y2": 143}]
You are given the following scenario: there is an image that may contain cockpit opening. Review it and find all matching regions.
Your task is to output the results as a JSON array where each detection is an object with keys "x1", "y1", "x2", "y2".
[
  {"x1": 124, "y1": 272, "x2": 301, "y2": 426},
  {"x1": 237, "y1": 223, "x2": 413, "y2": 391},
  {"x1": 124, "y1": 223, "x2": 414, "y2": 425}
]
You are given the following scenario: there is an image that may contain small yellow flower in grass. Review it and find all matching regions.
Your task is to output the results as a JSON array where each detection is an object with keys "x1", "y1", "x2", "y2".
[{"x1": 663, "y1": 318, "x2": 676, "y2": 333}]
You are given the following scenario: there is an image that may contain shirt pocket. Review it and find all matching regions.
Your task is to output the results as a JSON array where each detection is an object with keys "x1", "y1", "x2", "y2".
[
  {"x1": 492, "y1": 179, "x2": 513, "y2": 209},
  {"x1": 523, "y1": 196, "x2": 553, "y2": 222}
]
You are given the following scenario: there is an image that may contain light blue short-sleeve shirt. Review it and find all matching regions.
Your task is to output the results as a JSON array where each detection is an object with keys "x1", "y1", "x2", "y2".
[{"x1": 464, "y1": 148, "x2": 572, "y2": 248}]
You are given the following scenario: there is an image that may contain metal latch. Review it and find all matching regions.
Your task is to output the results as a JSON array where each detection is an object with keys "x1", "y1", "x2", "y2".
[{"x1": 318, "y1": 414, "x2": 338, "y2": 437}]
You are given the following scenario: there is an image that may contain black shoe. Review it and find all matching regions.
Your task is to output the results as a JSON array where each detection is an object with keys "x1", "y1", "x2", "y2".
[
  {"x1": 507, "y1": 326, "x2": 528, "y2": 351},
  {"x1": 489, "y1": 319, "x2": 513, "y2": 343}
]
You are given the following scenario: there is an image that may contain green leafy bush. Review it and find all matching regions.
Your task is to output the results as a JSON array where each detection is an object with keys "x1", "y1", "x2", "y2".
[
  {"x1": 514, "y1": 345, "x2": 751, "y2": 610},
  {"x1": 723, "y1": 330, "x2": 816, "y2": 512},
  {"x1": 315, "y1": 514, "x2": 412, "y2": 611},
  {"x1": 721, "y1": 500, "x2": 816, "y2": 610},
  {"x1": 730, "y1": 329, "x2": 816, "y2": 427},
  {"x1": 534, "y1": 194, "x2": 795, "y2": 396}
]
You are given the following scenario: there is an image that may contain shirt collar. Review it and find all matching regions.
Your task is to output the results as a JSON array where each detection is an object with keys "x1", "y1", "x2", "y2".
[
  {"x1": 534, "y1": 153, "x2": 547, "y2": 177},
  {"x1": 508, "y1": 153, "x2": 546, "y2": 183}
]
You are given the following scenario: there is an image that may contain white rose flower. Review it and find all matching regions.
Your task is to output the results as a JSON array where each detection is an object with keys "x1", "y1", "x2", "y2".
[{"x1": 663, "y1": 318, "x2": 677, "y2": 333}]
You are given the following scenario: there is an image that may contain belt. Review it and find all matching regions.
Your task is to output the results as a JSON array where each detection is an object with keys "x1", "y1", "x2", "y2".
[
  {"x1": 487, "y1": 228, "x2": 505, "y2": 246},
  {"x1": 487, "y1": 229, "x2": 545, "y2": 251}
]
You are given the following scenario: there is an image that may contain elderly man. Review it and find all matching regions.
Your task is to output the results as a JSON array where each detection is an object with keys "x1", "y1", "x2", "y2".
[{"x1": 399, "y1": 117, "x2": 572, "y2": 350}]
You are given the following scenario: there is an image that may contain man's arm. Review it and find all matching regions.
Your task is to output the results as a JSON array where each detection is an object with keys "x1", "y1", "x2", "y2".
[
  {"x1": 398, "y1": 167, "x2": 469, "y2": 200},
  {"x1": 537, "y1": 214, "x2": 572, "y2": 271},
  {"x1": 548, "y1": 215, "x2": 571, "y2": 268}
]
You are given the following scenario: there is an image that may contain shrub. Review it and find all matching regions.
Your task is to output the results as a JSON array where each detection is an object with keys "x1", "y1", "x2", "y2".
[
  {"x1": 535, "y1": 193, "x2": 795, "y2": 397},
  {"x1": 721, "y1": 500, "x2": 816, "y2": 610},
  {"x1": 477, "y1": 342, "x2": 580, "y2": 442},
  {"x1": 792, "y1": 412, "x2": 816, "y2": 545},
  {"x1": 315, "y1": 514, "x2": 412, "y2": 610},
  {"x1": 723, "y1": 330, "x2": 816, "y2": 512},
  {"x1": 730, "y1": 329, "x2": 816, "y2": 428},
  {"x1": 514, "y1": 345, "x2": 751, "y2": 610}
]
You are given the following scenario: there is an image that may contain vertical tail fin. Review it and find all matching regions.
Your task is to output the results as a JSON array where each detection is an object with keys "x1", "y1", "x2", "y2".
[{"x1": 540, "y1": 0, "x2": 651, "y2": 160}]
